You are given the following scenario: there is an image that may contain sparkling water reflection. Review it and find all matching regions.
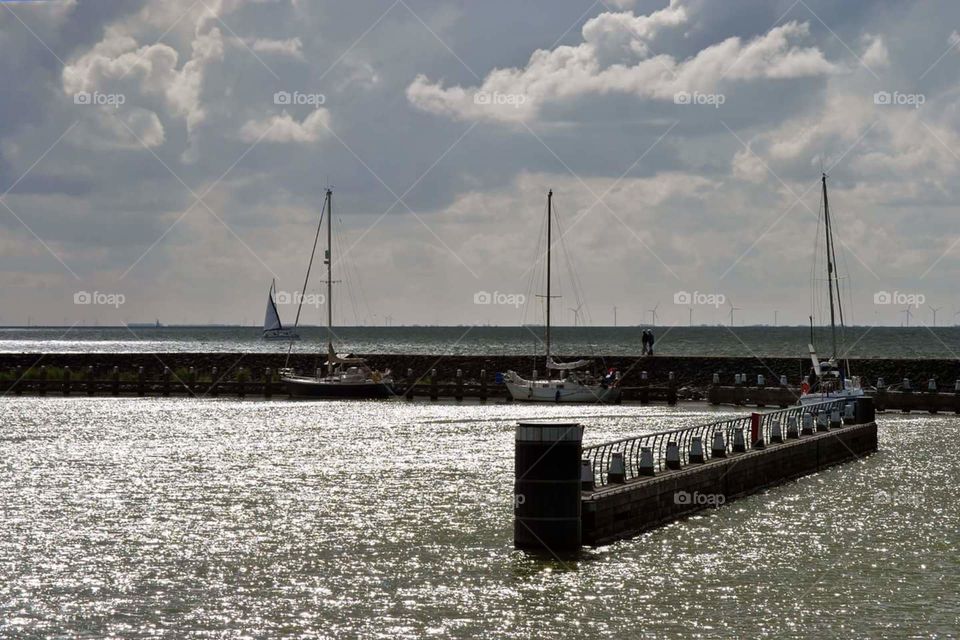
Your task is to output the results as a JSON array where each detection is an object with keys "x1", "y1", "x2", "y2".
[{"x1": 0, "y1": 398, "x2": 956, "y2": 637}]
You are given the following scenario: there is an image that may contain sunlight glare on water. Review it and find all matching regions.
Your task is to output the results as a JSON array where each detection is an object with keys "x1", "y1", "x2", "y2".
[{"x1": 0, "y1": 398, "x2": 957, "y2": 638}]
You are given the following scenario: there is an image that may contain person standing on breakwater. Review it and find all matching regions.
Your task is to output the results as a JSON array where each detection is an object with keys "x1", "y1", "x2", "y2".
[{"x1": 641, "y1": 329, "x2": 655, "y2": 355}]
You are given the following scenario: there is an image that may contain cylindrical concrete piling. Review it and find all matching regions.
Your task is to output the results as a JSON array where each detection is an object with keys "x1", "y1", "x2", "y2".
[
  {"x1": 86, "y1": 366, "x2": 95, "y2": 396},
  {"x1": 514, "y1": 421, "x2": 583, "y2": 552},
  {"x1": 787, "y1": 415, "x2": 800, "y2": 439},
  {"x1": 733, "y1": 427, "x2": 747, "y2": 453},
  {"x1": 843, "y1": 402, "x2": 855, "y2": 424},
  {"x1": 430, "y1": 368, "x2": 438, "y2": 401},
  {"x1": 639, "y1": 371, "x2": 649, "y2": 405},
  {"x1": 639, "y1": 447, "x2": 655, "y2": 476},
  {"x1": 667, "y1": 372, "x2": 677, "y2": 406},
  {"x1": 162, "y1": 366, "x2": 171, "y2": 397},
  {"x1": 480, "y1": 369, "x2": 487, "y2": 401},
  {"x1": 816, "y1": 412, "x2": 829, "y2": 431},
  {"x1": 830, "y1": 408, "x2": 842, "y2": 428},
  {"x1": 757, "y1": 374, "x2": 765, "y2": 387},
  {"x1": 62, "y1": 366, "x2": 71, "y2": 396},
  {"x1": 666, "y1": 441, "x2": 681, "y2": 470},
  {"x1": 802, "y1": 413, "x2": 815, "y2": 435},
  {"x1": 210, "y1": 367, "x2": 219, "y2": 397},
  {"x1": 455, "y1": 369, "x2": 463, "y2": 401},
  {"x1": 689, "y1": 437, "x2": 705, "y2": 463},
  {"x1": 780, "y1": 374, "x2": 788, "y2": 387},
  {"x1": 711, "y1": 431, "x2": 727, "y2": 458},
  {"x1": 111, "y1": 366, "x2": 119, "y2": 396},
  {"x1": 770, "y1": 418, "x2": 784, "y2": 443},
  {"x1": 608, "y1": 452, "x2": 626, "y2": 484},
  {"x1": 236, "y1": 367, "x2": 245, "y2": 398},
  {"x1": 580, "y1": 459, "x2": 595, "y2": 491},
  {"x1": 137, "y1": 366, "x2": 145, "y2": 397}
]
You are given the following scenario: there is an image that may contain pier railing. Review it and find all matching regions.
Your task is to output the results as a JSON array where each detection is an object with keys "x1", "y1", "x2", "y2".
[{"x1": 582, "y1": 399, "x2": 850, "y2": 487}]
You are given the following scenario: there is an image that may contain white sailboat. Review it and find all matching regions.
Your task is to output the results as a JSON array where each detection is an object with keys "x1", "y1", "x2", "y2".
[
  {"x1": 262, "y1": 279, "x2": 300, "y2": 341},
  {"x1": 281, "y1": 188, "x2": 394, "y2": 399},
  {"x1": 799, "y1": 173, "x2": 863, "y2": 405},
  {"x1": 503, "y1": 190, "x2": 621, "y2": 403}
]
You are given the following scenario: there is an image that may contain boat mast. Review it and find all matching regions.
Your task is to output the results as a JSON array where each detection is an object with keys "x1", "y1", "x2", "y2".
[
  {"x1": 325, "y1": 188, "x2": 333, "y2": 377},
  {"x1": 545, "y1": 189, "x2": 552, "y2": 372},
  {"x1": 822, "y1": 173, "x2": 838, "y2": 360}
]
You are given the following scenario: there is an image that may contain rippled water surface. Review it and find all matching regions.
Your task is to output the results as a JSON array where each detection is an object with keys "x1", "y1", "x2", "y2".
[
  {"x1": 3, "y1": 325, "x2": 960, "y2": 358},
  {"x1": 0, "y1": 398, "x2": 957, "y2": 638}
]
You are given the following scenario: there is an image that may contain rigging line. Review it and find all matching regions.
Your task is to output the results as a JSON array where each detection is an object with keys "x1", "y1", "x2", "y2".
[
  {"x1": 554, "y1": 199, "x2": 590, "y2": 326},
  {"x1": 284, "y1": 194, "x2": 327, "y2": 367}
]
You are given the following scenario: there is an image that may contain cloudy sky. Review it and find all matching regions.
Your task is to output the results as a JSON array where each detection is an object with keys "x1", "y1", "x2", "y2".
[{"x1": 1, "y1": 0, "x2": 958, "y2": 327}]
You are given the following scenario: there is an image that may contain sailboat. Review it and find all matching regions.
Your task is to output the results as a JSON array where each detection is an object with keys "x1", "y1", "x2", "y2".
[
  {"x1": 503, "y1": 190, "x2": 620, "y2": 403},
  {"x1": 799, "y1": 173, "x2": 863, "y2": 405},
  {"x1": 281, "y1": 189, "x2": 394, "y2": 399},
  {"x1": 262, "y1": 279, "x2": 300, "y2": 341}
]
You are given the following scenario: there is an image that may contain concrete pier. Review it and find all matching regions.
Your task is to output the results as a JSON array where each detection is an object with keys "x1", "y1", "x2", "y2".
[{"x1": 515, "y1": 398, "x2": 878, "y2": 551}]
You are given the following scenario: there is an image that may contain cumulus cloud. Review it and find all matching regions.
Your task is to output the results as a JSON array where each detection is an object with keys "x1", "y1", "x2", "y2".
[
  {"x1": 407, "y1": 1, "x2": 839, "y2": 123},
  {"x1": 238, "y1": 109, "x2": 330, "y2": 143}
]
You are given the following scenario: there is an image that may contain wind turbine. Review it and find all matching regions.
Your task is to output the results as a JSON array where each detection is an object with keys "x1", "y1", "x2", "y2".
[
  {"x1": 569, "y1": 303, "x2": 583, "y2": 327},
  {"x1": 929, "y1": 305, "x2": 941, "y2": 327},
  {"x1": 774, "y1": 310, "x2": 779, "y2": 327},
  {"x1": 688, "y1": 307, "x2": 694, "y2": 327},
  {"x1": 728, "y1": 300, "x2": 742, "y2": 327},
  {"x1": 613, "y1": 306, "x2": 617, "y2": 327},
  {"x1": 647, "y1": 303, "x2": 660, "y2": 326},
  {"x1": 901, "y1": 307, "x2": 913, "y2": 327}
]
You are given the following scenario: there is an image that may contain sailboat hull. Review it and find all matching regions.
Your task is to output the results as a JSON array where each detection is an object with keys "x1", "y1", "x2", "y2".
[
  {"x1": 282, "y1": 376, "x2": 394, "y2": 399},
  {"x1": 504, "y1": 373, "x2": 621, "y2": 403}
]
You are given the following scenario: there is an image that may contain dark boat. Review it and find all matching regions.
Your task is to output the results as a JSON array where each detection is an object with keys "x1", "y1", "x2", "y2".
[{"x1": 280, "y1": 188, "x2": 394, "y2": 400}]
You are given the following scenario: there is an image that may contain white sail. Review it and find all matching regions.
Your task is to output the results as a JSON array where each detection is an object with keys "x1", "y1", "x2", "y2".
[{"x1": 264, "y1": 284, "x2": 282, "y2": 332}]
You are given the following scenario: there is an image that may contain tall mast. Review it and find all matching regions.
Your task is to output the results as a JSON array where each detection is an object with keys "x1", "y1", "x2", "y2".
[
  {"x1": 325, "y1": 188, "x2": 333, "y2": 376},
  {"x1": 822, "y1": 173, "x2": 838, "y2": 359},
  {"x1": 545, "y1": 189, "x2": 552, "y2": 369}
]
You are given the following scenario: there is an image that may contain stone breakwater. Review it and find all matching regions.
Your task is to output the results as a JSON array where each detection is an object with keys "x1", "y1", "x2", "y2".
[{"x1": 1, "y1": 353, "x2": 958, "y2": 387}]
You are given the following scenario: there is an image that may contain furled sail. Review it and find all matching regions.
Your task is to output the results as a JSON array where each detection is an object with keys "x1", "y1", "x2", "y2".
[
  {"x1": 546, "y1": 357, "x2": 591, "y2": 371},
  {"x1": 263, "y1": 285, "x2": 282, "y2": 332}
]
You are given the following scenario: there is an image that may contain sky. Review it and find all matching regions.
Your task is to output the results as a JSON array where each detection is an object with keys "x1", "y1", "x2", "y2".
[{"x1": 1, "y1": 0, "x2": 959, "y2": 328}]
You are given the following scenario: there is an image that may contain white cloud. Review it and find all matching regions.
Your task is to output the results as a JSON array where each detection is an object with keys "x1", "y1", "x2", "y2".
[
  {"x1": 407, "y1": 1, "x2": 839, "y2": 124},
  {"x1": 861, "y1": 34, "x2": 889, "y2": 68},
  {"x1": 238, "y1": 109, "x2": 330, "y2": 143}
]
